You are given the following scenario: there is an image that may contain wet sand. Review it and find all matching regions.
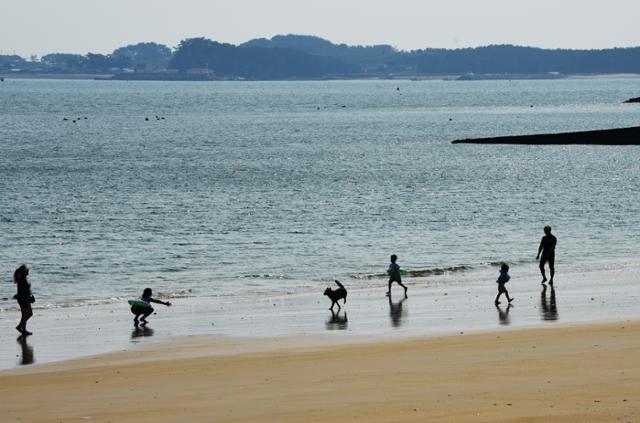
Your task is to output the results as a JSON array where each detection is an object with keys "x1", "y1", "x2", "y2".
[
  {"x1": 1, "y1": 320, "x2": 638, "y2": 422},
  {"x1": 1, "y1": 263, "x2": 640, "y2": 369}
]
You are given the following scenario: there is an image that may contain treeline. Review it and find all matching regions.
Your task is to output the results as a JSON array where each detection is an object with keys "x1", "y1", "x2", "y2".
[
  {"x1": 167, "y1": 35, "x2": 640, "y2": 78},
  {"x1": 1, "y1": 42, "x2": 171, "y2": 73},
  {"x1": 3, "y1": 35, "x2": 640, "y2": 78}
]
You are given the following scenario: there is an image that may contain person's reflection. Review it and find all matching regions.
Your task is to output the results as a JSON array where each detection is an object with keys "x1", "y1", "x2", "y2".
[
  {"x1": 495, "y1": 303, "x2": 512, "y2": 325},
  {"x1": 16, "y1": 335, "x2": 34, "y2": 365},
  {"x1": 541, "y1": 285, "x2": 558, "y2": 321},
  {"x1": 389, "y1": 294, "x2": 408, "y2": 328},
  {"x1": 325, "y1": 309, "x2": 348, "y2": 330},
  {"x1": 131, "y1": 326, "x2": 155, "y2": 339}
]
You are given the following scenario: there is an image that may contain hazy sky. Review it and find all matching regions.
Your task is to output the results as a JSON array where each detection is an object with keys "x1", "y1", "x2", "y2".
[{"x1": 2, "y1": 0, "x2": 639, "y2": 57}]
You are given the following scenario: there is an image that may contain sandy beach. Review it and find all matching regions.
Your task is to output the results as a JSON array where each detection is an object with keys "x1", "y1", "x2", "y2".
[
  {"x1": 1, "y1": 320, "x2": 638, "y2": 423},
  {"x1": 2, "y1": 260, "x2": 639, "y2": 422}
]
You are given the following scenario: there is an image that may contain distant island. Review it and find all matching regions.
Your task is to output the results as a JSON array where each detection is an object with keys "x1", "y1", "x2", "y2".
[
  {"x1": 452, "y1": 126, "x2": 640, "y2": 145},
  {"x1": 3, "y1": 35, "x2": 640, "y2": 81}
]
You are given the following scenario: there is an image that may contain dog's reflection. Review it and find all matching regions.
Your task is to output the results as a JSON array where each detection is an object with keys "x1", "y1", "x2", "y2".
[
  {"x1": 325, "y1": 309, "x2": 348, "y2": 330},
  {"x1": 16, "y1": 335, "x2": 34, "y2": 365},
  {"x1": 389, "y1": 295, "x2": 408, "y2": 328},
  {"x1": 541, "y1": 285, "x2": 558, "y2": 321}
]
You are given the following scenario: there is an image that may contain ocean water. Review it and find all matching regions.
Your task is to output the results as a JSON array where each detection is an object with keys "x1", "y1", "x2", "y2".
[{"x1": 1, "y1": 78, "x2": 640, "y2": 309}]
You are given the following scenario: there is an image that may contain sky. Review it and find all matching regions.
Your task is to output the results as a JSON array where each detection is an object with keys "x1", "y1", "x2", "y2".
[{"x1": 1, "y1": 0, "x2": 639, "y2": 57}]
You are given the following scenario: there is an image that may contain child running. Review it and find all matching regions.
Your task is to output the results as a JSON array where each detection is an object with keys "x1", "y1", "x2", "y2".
[
  {"x1": 494, "y1": 263, "x2": 514, "y2": 305},
  {"x1": 129, "y1": 288, "x2": 171, "y2": 326},
  {"x1": 386, "y1": 254, "x2": 408, "y2": 296}
]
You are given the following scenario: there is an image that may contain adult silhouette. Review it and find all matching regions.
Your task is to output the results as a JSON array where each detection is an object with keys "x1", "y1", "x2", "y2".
[{"x1": 536, "y1": 226, "x2": 557, "y2": 285}]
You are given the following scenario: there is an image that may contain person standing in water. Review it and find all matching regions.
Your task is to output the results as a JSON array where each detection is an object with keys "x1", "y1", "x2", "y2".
[
  {"x1": 536, "y1": 225, "x2": 557, "y2": 285},
  {"x1": 13, "y1": 264, "x2": 34, "y2": 336}
]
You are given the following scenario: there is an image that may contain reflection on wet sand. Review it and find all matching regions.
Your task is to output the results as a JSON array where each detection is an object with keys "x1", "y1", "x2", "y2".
[
  {"x1": 325, "y1": 309, "x2": 348, "y2": 330},
  {"x1": 17, "y1": 335, "x2": 34, "y2": 366},
  {"x1": 495, "y1": 303, "x2": 512, "y2": 325},
  {"x1": 131, "y1": 326, "x2": 155, "y2": 340},
  {"x1": 389, "y1": 295, "x2": 408, "y2": 328},
  {"x1": 541, "y1": 285, "x2": 559, "y2": 321}
]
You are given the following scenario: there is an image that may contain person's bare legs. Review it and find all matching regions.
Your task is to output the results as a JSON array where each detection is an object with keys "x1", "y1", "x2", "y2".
[
  {"x1": 388, "y1": 281, "x2": 408, "y2": 296},
  {"x1": 506, "y1": 290, "x2": 514, "y2": 303},
  {"x1": 140, "y1": 308, "x2": 153, "y2": 325},
  {"x1": 540, "y1": 262, "x2": 547, "y2": 284},
  {"x1": 18, "y1": 305, "x2": 33, "y2": 335},
  {"x1": 549, "y1": 258, "x2": 555, "y2": 285}
]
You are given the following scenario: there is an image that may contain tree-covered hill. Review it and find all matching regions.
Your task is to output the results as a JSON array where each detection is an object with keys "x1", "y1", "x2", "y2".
[
  {"x1": 168, "y1": 37, "x2": 351, "y2": 79},
  {"x1": 4, "y1": 35, "x2": 640, "y2": 79}
]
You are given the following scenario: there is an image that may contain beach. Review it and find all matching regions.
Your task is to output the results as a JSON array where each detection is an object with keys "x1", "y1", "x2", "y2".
[
  {"x1": 1, "y1": 320, "x2": 638, "y2": 423},
  {"x1": 2, "y1": 262, "x2": 640, "y2": 369},
  {"x1": 1, "y1": 266, "x2": 640, "y2": 422}
]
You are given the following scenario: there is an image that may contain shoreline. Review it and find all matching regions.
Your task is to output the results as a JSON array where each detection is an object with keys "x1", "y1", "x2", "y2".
[
  {"x1": 1, "y1": 262, "x2": 639, "y2": 370},
  {"x1": 2, "y1": 320, "x2": 638, "y2": 422}
]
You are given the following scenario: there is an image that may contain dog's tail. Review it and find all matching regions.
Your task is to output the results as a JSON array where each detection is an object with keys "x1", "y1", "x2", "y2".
[{"x1": 335, "y1": 280, "x2": 346, "y2": 303}]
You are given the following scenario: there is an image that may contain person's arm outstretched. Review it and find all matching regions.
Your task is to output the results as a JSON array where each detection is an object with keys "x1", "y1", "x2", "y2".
[{"x1": 150, "y1": 298, "x2": 171, "y2": 306}]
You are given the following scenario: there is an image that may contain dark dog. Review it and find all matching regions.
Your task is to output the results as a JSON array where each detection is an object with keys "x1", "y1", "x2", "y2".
[{"x1": 324, "y1": 280, "x2": 347, "y2": 310}]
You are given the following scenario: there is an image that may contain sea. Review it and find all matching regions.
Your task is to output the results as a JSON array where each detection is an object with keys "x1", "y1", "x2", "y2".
[{"x1": 1, "y1": 78, "x2": 640, "y2": 311}]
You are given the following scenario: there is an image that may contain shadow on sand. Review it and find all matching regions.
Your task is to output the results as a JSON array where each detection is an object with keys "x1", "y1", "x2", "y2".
[
  {"x1": 131, "y1": 326, "x2": 155, "y2": 340},
  {"x1": 389, "y1": 295, "x2": 408, "y2": 328},
  {"x1": 495, "y1": 303, "x2": 512, "y2": 325},
  {"x1": 541, "y1": 285, "x2": 559, "y2": 321},
  {"x1": 325, "y1": 309, "x2": 348, "y2": 330},
  {"x1": 16, "y1": 335, "x2": 34, "y2": 366}
]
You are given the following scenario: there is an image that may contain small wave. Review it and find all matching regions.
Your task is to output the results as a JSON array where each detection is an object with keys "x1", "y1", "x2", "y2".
[
  {"x1": 0, "y1": 289, "x2": 195, "y2": 312},
  {"x1": 482, "y1": 258, "x2": 538, "y2": 267},
  {"x1": 155, "y1": 289, "x2": 194, "y2": 299},
  {"x1": 483, "y1": 260, "x2": 507, "y2": 267},
  {"x1": 406, "y1": 266, "x2": 471, "y2": 277},
  {"x1": 351, "y1": 265, "x2": 471, "y2": 280},
  {"x1": 242, "y1": 274, "x2": 292, "y2": 280}
]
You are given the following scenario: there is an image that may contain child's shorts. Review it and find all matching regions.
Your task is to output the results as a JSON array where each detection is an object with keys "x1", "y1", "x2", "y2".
[
  {"x1": 131, "y1": 305, "x2": 154, "y2": 315},
  {"x1": 497, "y1": 283, "x2": 507, "y2": 293}
]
